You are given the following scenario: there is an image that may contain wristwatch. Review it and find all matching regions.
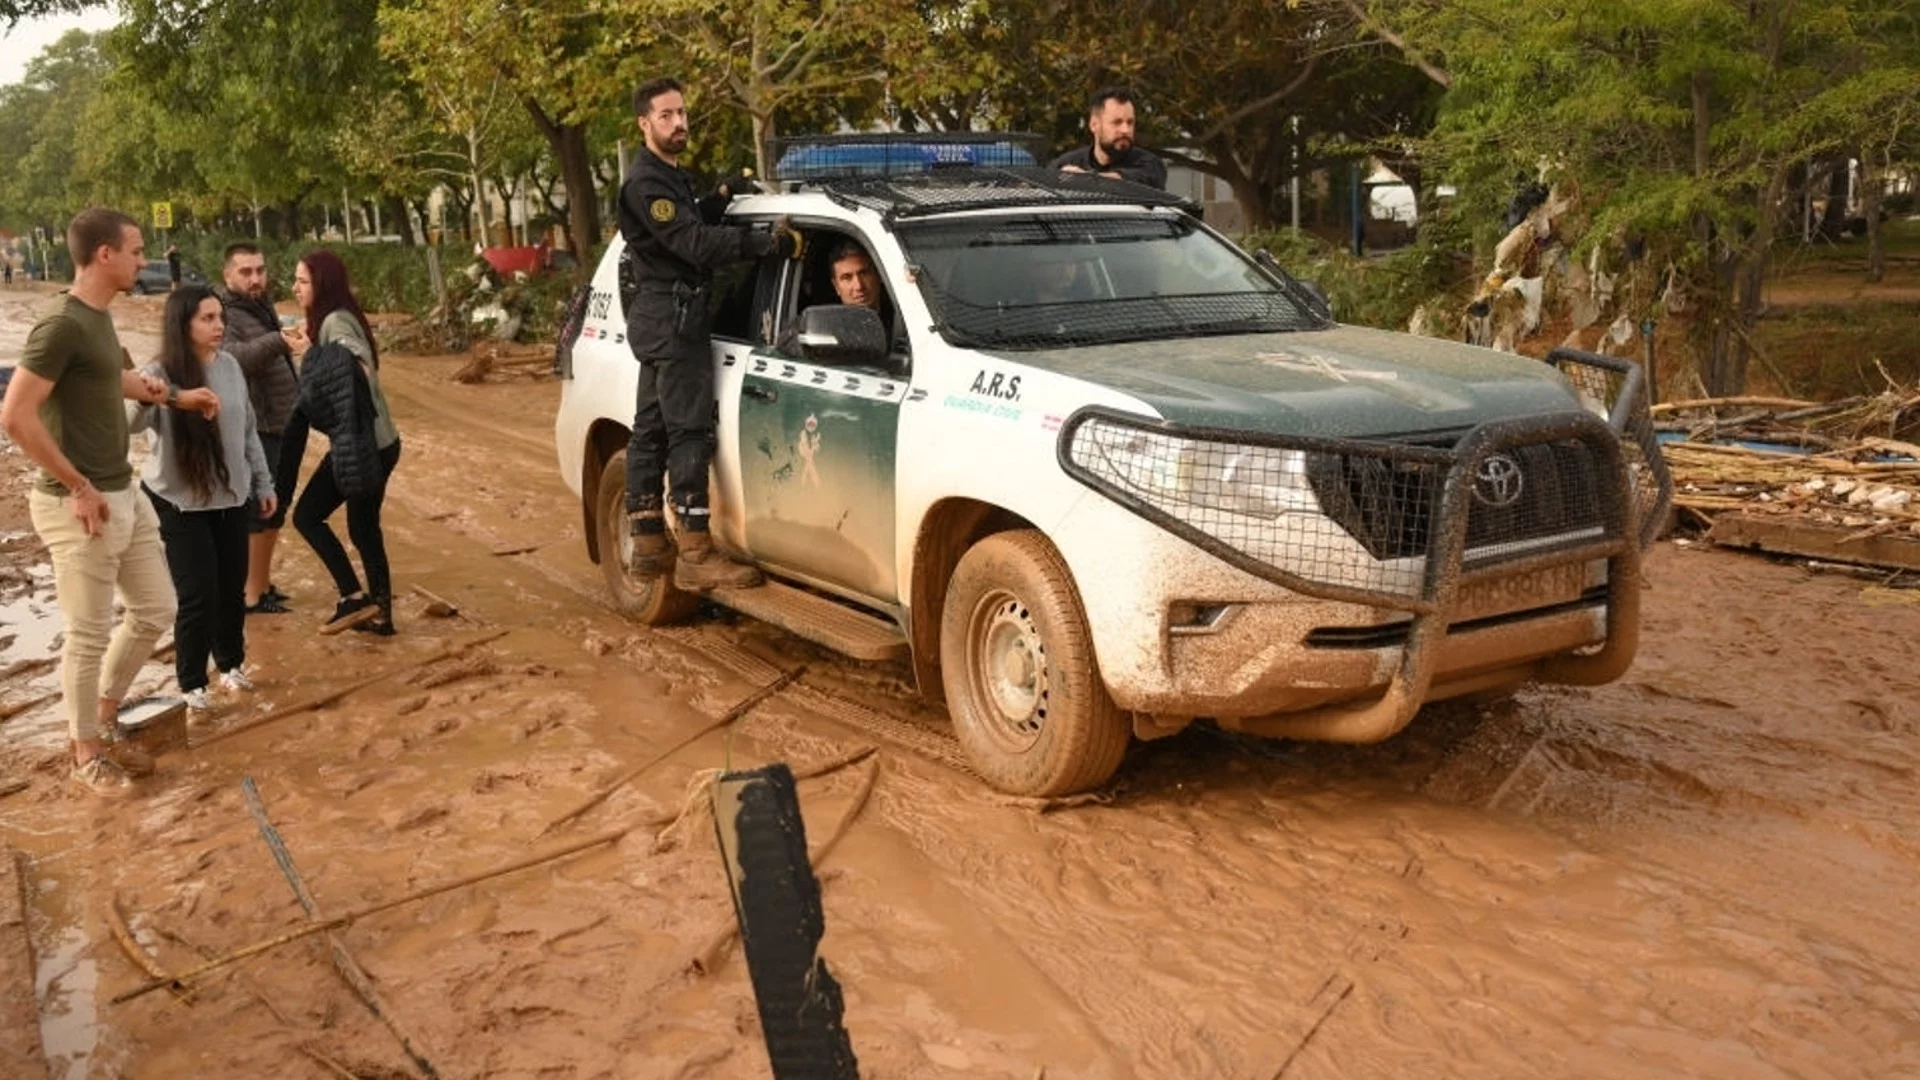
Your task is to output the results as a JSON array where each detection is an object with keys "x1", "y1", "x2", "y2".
[{"x1": 165, "y1": 384, "x2": 179, "y2": 408}]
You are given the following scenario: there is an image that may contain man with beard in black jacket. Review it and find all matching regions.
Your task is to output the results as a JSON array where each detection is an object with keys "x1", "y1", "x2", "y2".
[
  {"x1": 617, "y1": 76, "x2": 802, "y2": 591},
  {"x1": 1050, "y1": 87, "x2": 1167, "y2": 190},
  {"x1": 218, "y1": 242, "x2": 301, "y2": 614}
]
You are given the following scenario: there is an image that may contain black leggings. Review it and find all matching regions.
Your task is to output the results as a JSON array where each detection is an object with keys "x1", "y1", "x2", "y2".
[
  {"x1": 294, "y1": 441, "x2": 401, "y2": 601},
  {"x1": 146, "y1": 490, "x2": 250, "y2": 692}
]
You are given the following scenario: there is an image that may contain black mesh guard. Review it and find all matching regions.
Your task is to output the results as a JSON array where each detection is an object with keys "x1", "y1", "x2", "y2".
[
  {"x1": 820, "y1": 166, "x2": 1199, "y2": 219},
  {"x1": 1545, "y1": 347, "x2": 1674, "y2": 549},
  {"x1": 1058, "y1": 407, "x2": 1638, "y2": 613}
]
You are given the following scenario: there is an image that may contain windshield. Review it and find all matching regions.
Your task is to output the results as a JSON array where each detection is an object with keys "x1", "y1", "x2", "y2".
[{"x1": 898, "y1": 212, "x2": 1329, "y2": 350}]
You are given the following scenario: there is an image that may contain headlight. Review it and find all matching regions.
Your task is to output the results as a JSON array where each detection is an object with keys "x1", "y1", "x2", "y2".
[{"x1": 1070, "y1": 418, "x2": 1319, "y2": 521}]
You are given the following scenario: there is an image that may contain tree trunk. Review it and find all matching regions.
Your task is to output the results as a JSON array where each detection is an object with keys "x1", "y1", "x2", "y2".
[
  {"x1": 384, "y1": 194, "x2": 416, "y2": 246},
  {"x1": 1203, "y1": 134, "x2": 1273, "y2": 231},
  {"x1": 523, "y1": 98, "x2": 604, "y2": 264},
  {"x1": 1816, "y1": 157, "x2": 1850, "y2": 241},
  {"x1": 1863, "y1": 155, "x2": 1885, "y2": 283},
  {"x1": 750, "y1": 109, "x2": 775, "y2": 184}
]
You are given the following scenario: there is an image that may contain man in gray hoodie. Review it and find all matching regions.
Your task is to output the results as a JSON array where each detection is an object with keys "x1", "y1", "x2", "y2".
[{"x1": 218, "y1": 242, "x2": 301, "y2": 613}]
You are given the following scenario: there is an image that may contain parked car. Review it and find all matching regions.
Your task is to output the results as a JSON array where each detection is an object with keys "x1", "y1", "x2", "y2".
[
  {"x1": 553, "y1": 136, "x2": 1671, "y2": 796},
  {"x1": 131, "y1": 259, "x2": 206, "y2": 294}
]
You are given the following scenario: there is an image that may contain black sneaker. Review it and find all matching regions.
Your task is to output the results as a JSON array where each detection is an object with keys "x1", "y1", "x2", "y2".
[
  {"x1": 264, "y1": 584, "x2": 291, "y2": 604},
  {"x1": 320, "y1": 595, "x2": 380, "y2": 635},
  {"x1": 350, "y1": 594, "x2": 397, "y2": 637},
  {"x1": 246, "y1": 595, "x2": 292, "y2": 615}
]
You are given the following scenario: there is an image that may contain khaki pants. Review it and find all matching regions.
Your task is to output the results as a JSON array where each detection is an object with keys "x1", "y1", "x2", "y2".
[{"x1": 29, "y1": 486, "x2": 177, "y2": 744}]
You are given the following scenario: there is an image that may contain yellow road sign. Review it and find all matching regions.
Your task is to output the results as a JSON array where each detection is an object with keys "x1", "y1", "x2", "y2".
[{"x1": 152, "y1": 202, "x2": 173, "y2": 229}]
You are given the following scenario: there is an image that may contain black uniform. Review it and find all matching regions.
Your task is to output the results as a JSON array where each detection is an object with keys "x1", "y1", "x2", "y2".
[
  {"x1": 1049, "y1": 144, "x2": 1168, "y2": 190},
  {"x1": 616, "y1": 146, "x2": 779, "y2": 533}
]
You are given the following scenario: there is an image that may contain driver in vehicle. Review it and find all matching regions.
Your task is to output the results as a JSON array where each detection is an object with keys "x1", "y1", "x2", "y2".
[{"x1": 778, "y1": 239, "x2": 895, "y2": 355}]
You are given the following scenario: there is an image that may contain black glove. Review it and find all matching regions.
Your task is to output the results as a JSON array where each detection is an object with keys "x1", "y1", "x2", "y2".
[{"x1": 716, "y1": 171, "x2": 762, "y2": 199}]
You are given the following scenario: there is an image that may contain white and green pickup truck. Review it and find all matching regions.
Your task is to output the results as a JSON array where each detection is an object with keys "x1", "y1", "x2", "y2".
[{"x1": 555, "y1": 137, "x2": 1671, "y2": 796}]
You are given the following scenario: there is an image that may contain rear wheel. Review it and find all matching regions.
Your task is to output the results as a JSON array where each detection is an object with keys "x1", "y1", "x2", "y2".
[
  {"x1": 940, "y1": 530, "x2": 1128, "y2": 796},
  {"x1": 595, "y1": 449, "x2": 699, "y2": 625}
]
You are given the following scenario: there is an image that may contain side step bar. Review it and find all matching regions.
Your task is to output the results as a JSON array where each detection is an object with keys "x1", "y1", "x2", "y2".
[{"x1": 710, "y1": 580, "x2": 909, "y2": 663}]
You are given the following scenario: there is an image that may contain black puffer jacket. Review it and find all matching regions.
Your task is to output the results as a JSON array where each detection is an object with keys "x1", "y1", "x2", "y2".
[{"x1": 297, "y1": 342, "x2": 384, "y2": 498}]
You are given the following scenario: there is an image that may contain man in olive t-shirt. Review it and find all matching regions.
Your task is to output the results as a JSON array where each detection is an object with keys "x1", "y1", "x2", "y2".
[{"x1": 0, "y1": 208, "x2": 214, "y2": 794}]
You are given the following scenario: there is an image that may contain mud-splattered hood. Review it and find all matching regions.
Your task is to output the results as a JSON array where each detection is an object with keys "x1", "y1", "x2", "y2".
[{"x1": 1000, "y1": 325, "x2": 1582, "y2": 439}]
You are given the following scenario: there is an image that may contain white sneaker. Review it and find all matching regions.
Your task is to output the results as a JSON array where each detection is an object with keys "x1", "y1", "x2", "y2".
[
  {"x1": 183, "y1": 688, "x2": 212, "y2": 712},
  {"x1": 219, "y1": 669, "x2": 256, "y2": 693}
]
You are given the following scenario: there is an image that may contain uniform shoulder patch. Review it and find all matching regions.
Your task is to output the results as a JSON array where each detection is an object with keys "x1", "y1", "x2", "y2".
[{"x1": 649, "y1": 198, "x2": 676, "y2": 223}]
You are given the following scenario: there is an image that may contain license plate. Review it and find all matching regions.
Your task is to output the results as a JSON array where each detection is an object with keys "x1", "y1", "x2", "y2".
[{"x1": 1451, "y1": 563, "x2": 1589, "y2": 622}]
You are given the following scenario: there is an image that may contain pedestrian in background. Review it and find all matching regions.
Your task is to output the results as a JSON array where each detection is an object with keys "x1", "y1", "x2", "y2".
[
  {"x1": 166, "y1": 243, "x2": 181, "y2": 291},
  {"x1": 132, "y1": 285, "x2": 276, "y2": 711}
]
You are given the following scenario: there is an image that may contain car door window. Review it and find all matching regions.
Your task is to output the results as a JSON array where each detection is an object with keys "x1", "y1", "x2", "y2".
[
  {"x1": 709, "y1": 258, "x2": 763, "y2": 343},
  {"x1": 771, "y1": 228, "x2": 904, "y2": 372}
]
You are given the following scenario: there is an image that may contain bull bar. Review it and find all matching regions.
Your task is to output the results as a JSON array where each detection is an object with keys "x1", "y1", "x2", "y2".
[{"x1": 1057, "y1": 348, "x2": 1672, "y2": 742}]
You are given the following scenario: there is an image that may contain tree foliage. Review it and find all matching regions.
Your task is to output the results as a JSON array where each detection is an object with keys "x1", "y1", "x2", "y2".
[{"x1": 1376, "y1": 0, "x2": 1920, "y2": 392}]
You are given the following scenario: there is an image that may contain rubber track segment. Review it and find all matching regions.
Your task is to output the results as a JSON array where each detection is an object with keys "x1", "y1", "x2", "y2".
[{"x1": 712, "y1": 765, "x2": 860, "y2": 1080}]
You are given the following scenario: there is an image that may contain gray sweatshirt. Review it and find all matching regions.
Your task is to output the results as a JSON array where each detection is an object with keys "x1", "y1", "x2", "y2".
[
  {"x1": 319, "y1": 310, "x2": 400, "y2": 450},
  {"x1": 130, "y1": 350, "x2": 275, "y2": 511}
]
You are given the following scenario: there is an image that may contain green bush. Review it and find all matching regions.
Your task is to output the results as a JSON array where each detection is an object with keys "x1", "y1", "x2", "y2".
[
  {"x1": 162, "y1": 232, "x2": 461, "y2": 315},
  {"x1": 1243, "y1": 216, "x2": 1475, "y2": 333}
]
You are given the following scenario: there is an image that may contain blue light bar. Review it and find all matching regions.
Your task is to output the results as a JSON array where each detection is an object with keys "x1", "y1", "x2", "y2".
[{"x1": 769, "y1": 134, "x2": 1048, "y2": 182}]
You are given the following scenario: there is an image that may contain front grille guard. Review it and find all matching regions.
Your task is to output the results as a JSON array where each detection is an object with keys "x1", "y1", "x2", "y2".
[
  {"x1": 1547, "y1": 346, "x2": 1673, "y2": 549},
  {"x1": 1058, "y1": 401, "x2": 1654, "y2": 740},
  {"x1": 1059, "y1": 406, "x2": 1638, "y2": 615}
]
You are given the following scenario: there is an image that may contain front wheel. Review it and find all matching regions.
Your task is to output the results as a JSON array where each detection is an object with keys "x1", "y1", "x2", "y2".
[
  {"x1": 594, "y1": 449, "x2": 699, "y2": 625},
  {"x1": 940, "y1": 530, "x2": 1129, "y2": 796}
]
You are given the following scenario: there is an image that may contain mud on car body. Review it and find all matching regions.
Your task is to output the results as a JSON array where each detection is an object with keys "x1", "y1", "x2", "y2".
[{"x1": 554, "y1": 135, "x2": 1672, "y2": 797}]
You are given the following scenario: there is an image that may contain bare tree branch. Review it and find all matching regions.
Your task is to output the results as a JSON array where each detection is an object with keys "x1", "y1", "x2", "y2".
[{"x1": 1340, "y1": 0, "x2": 1453, "y2": 88}]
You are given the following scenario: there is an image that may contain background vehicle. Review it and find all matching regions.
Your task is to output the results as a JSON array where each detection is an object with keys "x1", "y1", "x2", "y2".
[
  {"x1": 131, "y1": 259, "x2": 206, "y2": 294},
  {"x1": 554, "y1": 136, "x2": 1672, "y2": 796}
]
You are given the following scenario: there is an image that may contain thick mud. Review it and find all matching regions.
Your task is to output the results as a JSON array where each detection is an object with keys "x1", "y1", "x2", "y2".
[{"x1": 2, "y1": 284, "x2": 1918, "y2": 1078}]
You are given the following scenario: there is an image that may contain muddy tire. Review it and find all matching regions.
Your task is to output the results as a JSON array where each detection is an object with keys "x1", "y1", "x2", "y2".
[
  {"x1": 940, "y1": 530, "x2": 1128, "y2": 796},
  {"x1": 595, "y1": 450, "x2": 699, "y2": 625}
]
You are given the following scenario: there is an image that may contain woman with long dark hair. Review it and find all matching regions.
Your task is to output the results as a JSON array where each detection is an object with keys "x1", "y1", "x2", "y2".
[
  {"x1": 133, "y1": 285, "x2": 277, "y2": 711},
  {"x1": 281, "y1": 250, "x2": 403, "y2": 635}
]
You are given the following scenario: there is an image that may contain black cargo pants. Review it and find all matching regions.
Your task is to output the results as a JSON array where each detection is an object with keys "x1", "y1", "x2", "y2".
[{"x1": 625, "y1": 282, "x2": 716, "y2": 534}]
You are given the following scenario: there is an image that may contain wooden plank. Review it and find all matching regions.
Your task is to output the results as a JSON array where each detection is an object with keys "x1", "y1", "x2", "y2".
[
  {"x1": 1708, "y1": 512, "x2": 1920, "y2": 572},
  {"x1": 0, "y1": 850, "x2": 49, "y2": 1080}
]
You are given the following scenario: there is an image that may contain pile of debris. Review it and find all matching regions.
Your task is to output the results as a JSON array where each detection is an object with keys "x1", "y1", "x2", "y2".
[{"x1": 1655, "y1": 388, "x2": 1920, "y2": 569}]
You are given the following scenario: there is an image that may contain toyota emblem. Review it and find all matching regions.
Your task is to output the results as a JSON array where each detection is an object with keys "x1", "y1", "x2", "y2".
[{"x1": 1473, "y1": 454, "x2": 1525, "y2": 508}]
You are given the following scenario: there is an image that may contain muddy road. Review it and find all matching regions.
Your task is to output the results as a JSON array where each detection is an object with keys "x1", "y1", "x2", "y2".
[{"x1": 2, "y1": 283, "x2": 1917, "y2": 1079}]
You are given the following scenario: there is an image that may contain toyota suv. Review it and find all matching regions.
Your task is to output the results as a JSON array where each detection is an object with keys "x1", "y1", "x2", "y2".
[{"x1": 554, "y1": 135, "x2": 1671, "y2": 796}]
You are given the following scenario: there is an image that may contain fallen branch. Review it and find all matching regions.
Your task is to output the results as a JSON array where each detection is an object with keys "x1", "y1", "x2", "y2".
[
  {"x1": 541, "y1": 665, "x2": 806, "y2": 835},
  {"x1": 1651, "y1": 395, "x2": 1819, "y2": 415},
  {"x1": 192, "y1": 629, "x2": 511, "y2": 749},
  {"x1": 242, "y1": 778, "x2": 443, "y2": 1079},
  {"x1": 1268, "y1": 977, "x2": 1355, "y2": 1078},
  {"x1": 112, "y1": 824, "x2": 629, "y2": 1004},
  {"x1": 107, "y1": 895, "x2": 194, "y2": 1005},
  {"x1": 408, "y1": 584, "x2": 478, "y2": 624},
  {"x1": 158, "y1": 926, "x2": 369, "y2": 1078},
  {"x1": 690, "y1": 755, "x2": 880, "y2": 976}
]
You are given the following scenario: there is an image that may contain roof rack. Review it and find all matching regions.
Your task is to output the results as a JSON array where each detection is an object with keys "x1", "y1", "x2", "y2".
[
  {"x1": 818, "y1": 167, "x2": 1200, "y2": 222},
  {"x1": 769, "y1": 133, "x2": 1051, "y2": 183}
]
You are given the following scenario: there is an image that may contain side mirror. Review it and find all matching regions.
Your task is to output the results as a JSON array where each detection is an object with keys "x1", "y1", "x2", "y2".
[
  {"x1": 795, "y1": 304, "x2": 889, "y2": 368},
  {"x1": 1297, "y1": 279, "x2": 1330, "y2": 309}
]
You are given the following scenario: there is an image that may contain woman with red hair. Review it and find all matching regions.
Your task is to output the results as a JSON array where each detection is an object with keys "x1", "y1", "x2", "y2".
[{"x1": 281, "y1": 250, "x2": 403, "y2": 635}]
